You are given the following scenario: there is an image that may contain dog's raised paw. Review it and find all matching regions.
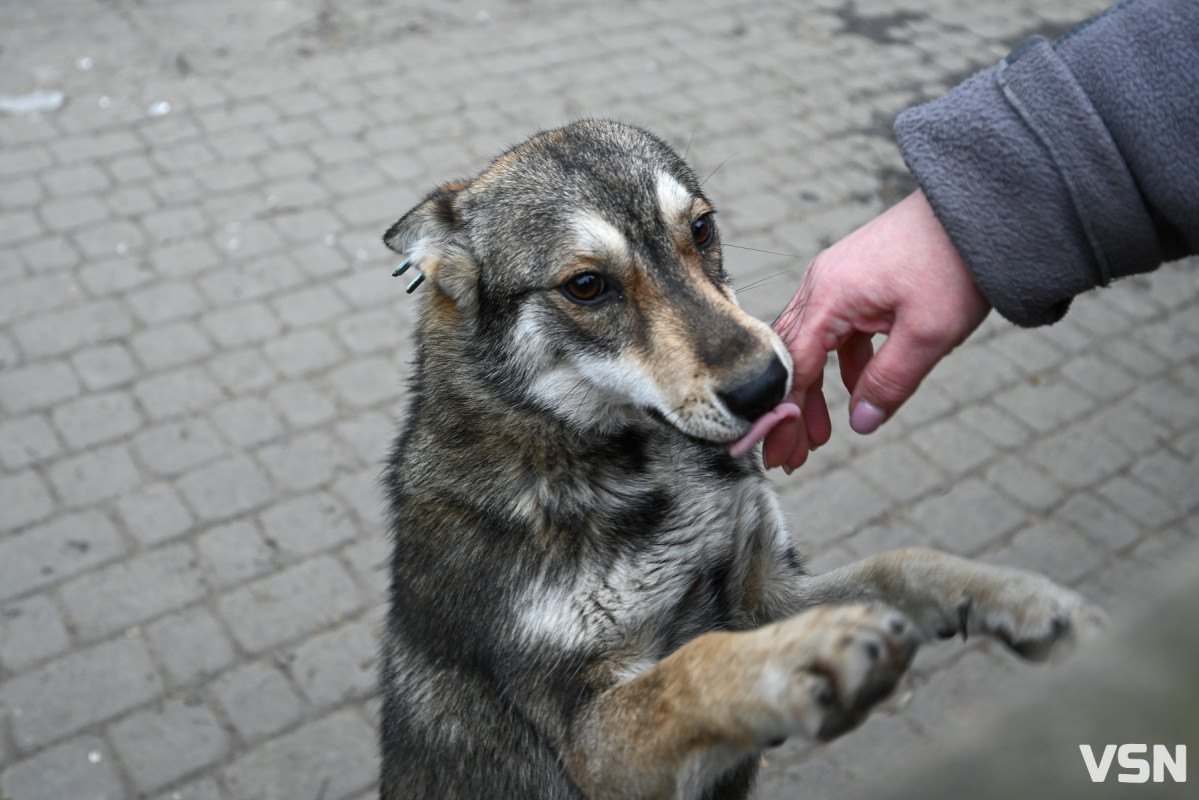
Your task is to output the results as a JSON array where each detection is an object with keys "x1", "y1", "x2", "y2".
[
  {"x1": 956, "y1": 569, "x2": 1107, "y2": 662},
  {"x1": 755, "y1": 605, "x2": 920, "y2": 743}
]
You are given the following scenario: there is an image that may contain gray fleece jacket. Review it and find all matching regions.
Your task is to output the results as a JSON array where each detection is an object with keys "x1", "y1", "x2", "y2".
[{"x1": 895, "y1": 0, "x2": 1199, "y2": 327}]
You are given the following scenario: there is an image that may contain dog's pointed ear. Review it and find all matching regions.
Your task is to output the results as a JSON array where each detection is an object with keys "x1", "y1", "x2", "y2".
[{"x1": 383, "y1": 180, "x2": 477, "y2": 310}]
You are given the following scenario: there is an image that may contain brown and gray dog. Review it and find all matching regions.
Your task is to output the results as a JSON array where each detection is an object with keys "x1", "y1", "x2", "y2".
[{"x1": 378, "y1": 120, "x2": 1102, "y2": 800}]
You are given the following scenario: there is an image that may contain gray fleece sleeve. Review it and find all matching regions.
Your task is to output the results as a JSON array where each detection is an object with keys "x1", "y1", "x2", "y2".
[{"x1": 894, "y1": 0, "x2": 1199, "y2": 327}]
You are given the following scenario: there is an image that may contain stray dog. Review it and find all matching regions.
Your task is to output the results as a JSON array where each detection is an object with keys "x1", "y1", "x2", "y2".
[{"x1": 378, "y1": 120, "x2": 1101, "y2": 800}]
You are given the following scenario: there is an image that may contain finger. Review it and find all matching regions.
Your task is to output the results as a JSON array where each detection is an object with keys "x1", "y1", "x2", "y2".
[
  {"x1": 836, "y1": 331, "x2": 875, "y2": 395},
  {"x1": 763, "y1": 414, "x2": 806, "y2": 473},
  {"x1": 774, "y1": 273, "x2": 848, "y2": 390},
  {"x1": 803, "y1": 380, "x2": 831, "y2": 451},
  {"x1": 848, "y1": 327, "x2": 944, "y2": 434}
]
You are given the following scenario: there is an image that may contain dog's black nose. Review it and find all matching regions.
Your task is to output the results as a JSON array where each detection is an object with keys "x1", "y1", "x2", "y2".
[{"x1": 718, "y1": 356, "x2": 788, "y2": 423}]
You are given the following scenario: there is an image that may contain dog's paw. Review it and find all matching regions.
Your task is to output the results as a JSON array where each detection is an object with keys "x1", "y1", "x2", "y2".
[
  {"x1": 947, "y1": 568, "x2": 1106, "y2": 661},
  {"x1": 758, "y1": 605, "x2": 919, "y2": 743}
]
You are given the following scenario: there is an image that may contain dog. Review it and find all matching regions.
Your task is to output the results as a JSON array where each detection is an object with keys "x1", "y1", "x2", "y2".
[{"x1": 378, "y1": 119, "x2": 1102, "y2": 800}]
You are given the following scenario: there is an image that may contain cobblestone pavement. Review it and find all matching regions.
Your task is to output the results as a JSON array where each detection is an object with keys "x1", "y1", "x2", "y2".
[{"x1": 1, "y1": 0, "x2": 1196, "y2": 798}]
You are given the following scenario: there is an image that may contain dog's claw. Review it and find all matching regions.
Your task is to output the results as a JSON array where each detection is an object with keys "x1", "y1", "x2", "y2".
[{"x1": 392, "y1": 258, "x2": 412, "y2": 277}]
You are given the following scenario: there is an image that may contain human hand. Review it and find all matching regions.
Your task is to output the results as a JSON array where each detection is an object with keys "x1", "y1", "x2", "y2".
[{"x1": 765, "y1": 190, "x2": 991, "y2": 471}]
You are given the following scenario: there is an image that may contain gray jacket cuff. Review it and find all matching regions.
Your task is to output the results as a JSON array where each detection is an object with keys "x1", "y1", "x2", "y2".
[{"x1": 895, "y1": 39, "x2": 1158, "y2": 327}]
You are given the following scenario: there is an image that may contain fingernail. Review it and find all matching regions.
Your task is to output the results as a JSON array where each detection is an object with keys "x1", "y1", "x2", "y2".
[{"x1": 850, "y1": 400, "x2": 886, "y2": 434}]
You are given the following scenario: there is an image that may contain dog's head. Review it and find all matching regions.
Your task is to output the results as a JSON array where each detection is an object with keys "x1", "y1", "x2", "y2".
[{"x1": 384, "y1": 120, "x2": 791, "y2": 446}]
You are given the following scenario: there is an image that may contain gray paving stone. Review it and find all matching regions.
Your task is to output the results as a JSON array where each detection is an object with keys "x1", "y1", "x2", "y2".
[
  {"x1": 51, "y1": 391, "x2": 144, "y2": 450},
  {"x1": 983, "y1": 455, "x2": 1067, "y2": 514},
  {"x1": 262, "y1": 328, "x2": 345, "y2": 377},
  {"x1": 0, "y1": 470, "x2": 54, "y2": 533},
  {"x1": 40, "y1": 194, "x2": 109, "y2": 232},
  {"x1": 108, "y1": 184, "x2": 160, "y2": 216},
  {"x1": 134, "y1": 417, "x2": 227, "y2": 477},
  {"x1": 0, "y1": 735, "x2": 125, "y2": 800},
  {"x1": 134, "y1": 367, "x2": 224, "y2": 421},
  {"x1": 986, "y1": 329, "x2": 1065, "y2": 375},
  {"x1": 19, "y1": 236, "x2": 82, "y2": 274},
  {"x1": 1131, "y1": 377, "x2": 1199, "y2": 428},
  {"x1": 178, "y1": 455, "x2": 274, "y2": 522},
  {"x1": 151, "y1": 776, "x2": 224, "y2": 800},
  {"x1": 47, "y1": 444, "x2": 142, "y2": 508},
  {"x1": 12, "y1": 299, "x2": 134, "y2": 359},
  {"x1": 956, "y1": 404, "x2": 1032, "y2": 449},
  {"x1": 127, "y1": 282, "x2": 209, "y2": 325},
  {"x1": 1057, "y1": 492, "x2": 1143, "y2": 554},
  {"x1": 43, "y1": 164, "x2": 111, "y2": 197},
  {"x1": 328, "y1": 357, "x2": 405, "y2": 408},
  {"x1": 0, "y1": 360, "x2": 80, "y2": 414},
  {"x1": 212, "y1": 660, "x2": 304, "y2": 743},
  {"x1": 0, "y1": 593, "x2": 71, "y2": 672},
  {"x1": 1, "y1": 636, "x2": 162, "y2": 751},
  {"x1": 287, "y1": 621, "x2": 377, "y2": 708},
  {"x1": 196, "y1": 519, "x2": 278, "y2": 588},
  {"x1": 1060, "y1": 354, "x2": 1138, "y2": 401},
  {"x1": 268, "y1": 381, "x2": 338, "y2": 429},
  {"x1": 259, "y1": 491, "x2": 358, "y2": 560},
  {"x1": 218, "y1": 556, "x2": 366, "y2": 653},
  {"x1": 257, "y1": 430, "x2": 355, "y2": 493},
  {"x1": 334, "y1": 411, "x2": 393, "y2": 465},
  {"x1": 990, "y1": 520, "x2": 1107, "y2": 586},
  {"x1": 71, "y1": 344, "x2": 140, "y2": 390},
  {"x1": 109, "y1": 699, "x2": 230, "y2": 794},
  {"x1": 59, "y1": 543, "x2": 209, "y2": 640},
  {"x1": 1087, "y1": 400, "x2": 1175, "y2": 456},
  {"x1": 201, "y1": 303, "x2": 283, "y2": 348},
  {"x1": 777, "y1": 467, "x2": 891, "y2": 548},
  {"x1": 1096, "y1": 475, "x2": 1182, "y2": 532},
  {"x1": 0, "y1": 210, "x2": 41, "y2": 247},
  {"x1": 993, "y1": 376, "x2": 1096, "y2": 434},
  {"x1": 905, "y1": 478, "x2": 1026, "y2": 557},
  {"x1": 131, "y1": 321, "x2": 215, "y2": 370},
  {"x1": 910, "y1": 417, "x2": 997, "y2": 475},
  {"x1": 0, "y1": 275, "x2": 85, "y2": 324},
  {"x1": 222, "y1": 709, "x2": 377, "y2": 800},
  {"x1": 143, "y1": 206, "x2": 210, "y2": 243},
  {"x1": 849, "y1": 441, "x2": 947, "y2": 504},
  {"x1": 1130, "y1": 450, "x2": 1198, "y2": 511},
  {"x1": 117, "y1": 482, "x2": 197, "y2": 546},
  {"x1": 0, "y1": 512, "x2": 127, "y2": 603},
  {"x1": 211, "y1": 397, "x2": 285, "y2": 448},
  {"x1": 78, "y1": 255, "x2": 158, "y2": 296},
  {"x1": 151, "y1": 238, "x2": 223, "y2": 277},
  {"x1": 1026, "y1": 427, "x2": 1134, "y2": 491},
  {"x1": 145, "y1": 606, "x2": 236, "y2": 686},
  {"x1": 332, "y1": 468, "x2": 387, "y2": 530},
  {"x1": 207, "y1": 348, "x2": 279, "y2": 394}
]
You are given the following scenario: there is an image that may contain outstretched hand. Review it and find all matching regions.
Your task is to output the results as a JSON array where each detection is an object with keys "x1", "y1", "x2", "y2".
[{"x1": 766, "y1": 190, "x2": 992, "y2": 471}]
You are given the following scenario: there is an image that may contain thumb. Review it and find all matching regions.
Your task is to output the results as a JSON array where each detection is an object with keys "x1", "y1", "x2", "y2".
[{"x1": 848, "y1": 327, "x2": 944, "y2": 434}]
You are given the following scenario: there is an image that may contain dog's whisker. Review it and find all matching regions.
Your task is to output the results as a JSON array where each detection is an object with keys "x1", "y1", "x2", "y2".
[
  {"x1": 736, "y1": 269, "x2": 802, "y2": 294},
  {"x1": 683, "y1": 125, "x2": 698, "y2": 160},
  {"x1": 723, "y1": 243, "x2": 803, "y2": 259},
  {"x1": 700, "y1": 153, "x2": 736, "y2": 186}
]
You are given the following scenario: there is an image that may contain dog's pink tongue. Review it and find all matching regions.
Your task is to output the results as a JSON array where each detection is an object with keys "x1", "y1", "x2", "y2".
[{"x1": 728, "y1": 402, "x2": 801, "y2": 458}]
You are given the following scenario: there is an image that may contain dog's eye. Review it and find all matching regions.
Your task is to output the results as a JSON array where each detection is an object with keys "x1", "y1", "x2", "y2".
[
  {"x1": 691, "y1": 213, "x2": 716, "y2": 250},
  {"x1": 561, "y1": 273, "x2": 609, "y2": 305}
]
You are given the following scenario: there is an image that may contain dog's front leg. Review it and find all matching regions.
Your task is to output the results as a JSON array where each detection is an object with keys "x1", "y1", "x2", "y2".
[
  {"x1": 797, "y1": 548, "x2": 1105, "y2": 660},
  {"x1": 566, "y1": 604, "x2": 918, "y2": 800}
]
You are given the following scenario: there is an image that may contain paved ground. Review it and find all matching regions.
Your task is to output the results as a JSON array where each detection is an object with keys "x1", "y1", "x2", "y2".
[{"x1": 0, "y1": 0, "x2": 1195, "y2": 798}]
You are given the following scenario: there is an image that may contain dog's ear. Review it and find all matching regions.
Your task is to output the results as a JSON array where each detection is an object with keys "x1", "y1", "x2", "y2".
[{"x1": 383, "y1": 180, "x2": 477, "y2": 311}]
